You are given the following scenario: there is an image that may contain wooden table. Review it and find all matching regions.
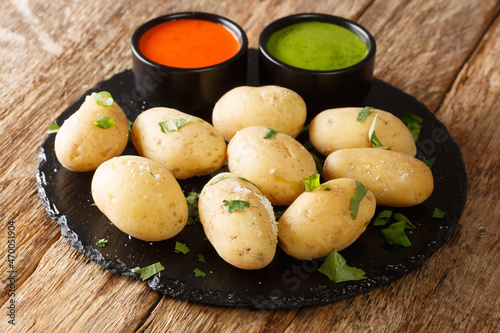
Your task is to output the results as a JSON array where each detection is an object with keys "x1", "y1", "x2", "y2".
[{"x1": 1, "y1": 0, "x2": 499, "y2": 331}]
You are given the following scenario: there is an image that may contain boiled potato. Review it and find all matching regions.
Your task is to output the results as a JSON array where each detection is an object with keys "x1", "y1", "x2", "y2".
[
  {"x1": 91, "y1": 155, "x2": 188, "y2": 241},
  {"x1": 309, "y1": 107, "x2": 416, "y2": 156},
  {"x1": 198, "y1": 172, "x2": 278, "y2": 270},
  {"x1": 278, "y1": 178, "x2": 376, "y2": 260},
  {"x1": 212, "y1": 85, "x2": 307, "y2": 141},
  {"x1": 227, "y1": 126, "x2": 317, "y2": 206},
  {"x1": 131, "y1": 107, "x2": 226, "y2": 179},
  {"x1": 55, "y1": 92, "x2": 129, "y2": 171},
  {"x1": 323, "y1": 148, "x2": 434, "y2": 207}
]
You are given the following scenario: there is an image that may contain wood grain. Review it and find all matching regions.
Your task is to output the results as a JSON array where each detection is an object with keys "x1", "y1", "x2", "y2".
[{"x1": 0, "y1": 0, "x2": 499, "y2": 332}]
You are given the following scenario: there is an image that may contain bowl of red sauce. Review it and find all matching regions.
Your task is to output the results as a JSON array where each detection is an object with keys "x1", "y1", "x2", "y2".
[
  {"x1": 259, "y1": 13, "x2": 376, "y2": 117},
  {"x1": 131, "y1": 12, "x2": 248, "y2": 121}
]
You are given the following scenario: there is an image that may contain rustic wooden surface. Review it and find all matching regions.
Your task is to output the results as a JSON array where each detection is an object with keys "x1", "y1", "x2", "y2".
[{"x1": 0, "y1": 0, "x2": 499, "y2": 331}]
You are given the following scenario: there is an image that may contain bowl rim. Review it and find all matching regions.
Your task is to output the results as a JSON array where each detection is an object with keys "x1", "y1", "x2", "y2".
[
  {"x1": 258, "y1": 13, "x2": 376, "y2": 75},
  {"x1": 131, "y1": 12, "x2": 248, "y2": 72}
]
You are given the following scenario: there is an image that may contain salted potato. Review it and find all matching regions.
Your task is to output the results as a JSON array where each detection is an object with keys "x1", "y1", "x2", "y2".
[
  {"x1": 198, "y1": 172, "x2": 278, "y2": 270},
  {"x1": 91, "y1": 155, "x2": 188, "y2": 241},
  {"x1": 227, "y1": 126, "x2": 317, "y2": 206},
  {"x1": 323, "y1": 148, "x2": 434, "y2": 207},
  {"x1": 54, "y1": 92, "x2": 129, "y2": 171},
  {"x1": 131, "y1": 107, "x2": 226, "y2": 179},
  {"x1": 309, "y1": 107, "x2": 416, "y2": 156},
  {"x1": 278, "y1": 178, "x2": 376, "y2": 260},
  {"x1": 212, "y1": 85, "x2": 307, "y2": 141}
]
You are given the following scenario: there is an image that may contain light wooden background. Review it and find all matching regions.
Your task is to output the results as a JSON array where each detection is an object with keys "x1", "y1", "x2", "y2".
[{"x1": 0, "y1": 0, "x2": 499, "y2": 332}]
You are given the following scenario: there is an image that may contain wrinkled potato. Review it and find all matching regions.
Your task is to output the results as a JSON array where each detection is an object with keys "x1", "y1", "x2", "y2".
[
  {"x1": 131, "y1": 107, "x2": 226, "y2": 179},
  {"x1": 278, "y1": 178, "x2": 376, "y2": 260},
  {"x1": 309, "y1": 107, "x2": 416, "y2": 156},
  {"x1": 55, "y1": 92, "x2": 129, "y2": 171},
  {"x1": 227, "y1": 126, "x2": 317, "y2": 206},
  {"x1": 91, "y1": 155, "x2": 188, "y2": 241},
  {"x1": 323, "y1": 148, "x2": 434, "y2": 207},
  {"x1": 212, "y1": 85, "x2": 307, "y2": 141},
  {"x1": 198, "y1": 172, "x2": 278, "y2": 270}
]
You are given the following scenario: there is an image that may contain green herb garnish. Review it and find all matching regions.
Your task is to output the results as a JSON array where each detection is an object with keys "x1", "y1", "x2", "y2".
[
  {"x1": 197, "y1": 254, "x2": 206, "y2": 263},
  {"x1": 48, "y1": 122, "x2": 60, "y2": 134},
  {"x1": 310, "y1": 152, "x2": 323, "y2": 175},
  {"x1": 304, "y1": 173, "x2": 321, "y2": 192},
  {"x1": 381, "y1": 221, "x2": 412, "y2": 247},
  {"x1": 400, "y1": 112, "x2": 423, "y2": 141},
  {"x1": 393, "y1": 213, "x2": 416, "y2": 229},
  {"x1": 264, "y1": 128, "x2": 278, "y2": 139},
  {"x1": 95, "y1": 238, "x2": 108, "y2": 248},
  {"x1": 318, "y1": 248, "x2": 367, "y2": 282},
  {"x1": 223, "y1": 200, "x2": 250, "y2": 213},
  {"x1": 94, "y1": 91, "x2": 114, "y2": 107},
  {"x1": 90, "y1": 203, "x2": 97, "y2": 207},
  {"x1": 207, "y1": 175, "x2": 228, "y2": 186},
  {"x1": 274, "y1": 210, "x2": 285, "y2": 220},
  {"x1": 356, "y1": 106, "x2": 374, "y2": 122},
  {"x1": 238, "y1": 177, "x2": 259, "y2": 189},
  {"x1": 131, "y1": 262, "x2": 164, "y2": 281},
  {"x1": 194, "y1": 268, "x2": 206, "y2": 277},
  {"x1": 186, "y1": 191, "x2": 200, "y2": 225},
  {"x1": 174, "y1": 241, "x2": 190, "y2": 254},
  {"x1": 368, "y1": 114, "x2": 390, "y2": 149},
  {"x1": 349, "y1": 181, "x2": 368, "y2": 220},
  {"x1": 159, "y1": 118, "x2": 191, "y2": 133},
  {"x1": 432, "y1": 208, "x2": 446, "y2": 219},
  {"x1": 423, "y1": 157, "x2": 436, "y2": 169},
  {"x1": 324, "y1": 187, "x2": 331, "y2": 191},
  {"x1": 373, "y1": 210, "x2": 393, "y2": 226},
  {"x1": 92, "y1": 116, "x2": 116, "y2": 129}
]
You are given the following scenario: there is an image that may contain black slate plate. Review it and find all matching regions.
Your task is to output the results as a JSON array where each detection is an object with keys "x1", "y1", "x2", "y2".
[{"x1": 37, "y1": 58, "x2": 467, "y2": 309}]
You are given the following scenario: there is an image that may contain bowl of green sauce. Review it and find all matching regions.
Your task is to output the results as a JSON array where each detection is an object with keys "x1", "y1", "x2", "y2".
[{"x1": 259, "y1": 13, "x2": 376, "y2": 116}]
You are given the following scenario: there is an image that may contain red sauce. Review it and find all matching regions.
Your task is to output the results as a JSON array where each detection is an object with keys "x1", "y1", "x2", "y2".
[{"x1": 138, "y1": 19, "x2": 240, "y2": 68}]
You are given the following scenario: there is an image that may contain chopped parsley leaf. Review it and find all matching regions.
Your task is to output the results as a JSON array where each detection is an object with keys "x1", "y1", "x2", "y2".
[
  {"x1": 349, "y1": 181, "x2": 368, "y2": 220},
  {"x1": 186, "y1": 191, "x2": 200, "y2": 225},
  {"x1": 131, "y1": 262, "x2": 164, "y2": 281},
  {"x1": 194, "y1": 268, "x2": 206, "y2": 277},
  {"x1": 48, "y1": 122, "x2": 60, "y2": 134},
  {"x1": 432, "y1": 208, "x2": 446, "y2": 219},
  {"x1": 356, "y1": 106, "x2": 374, "y2": 122},
  {"x1": 159, "y1": 118, "x2": 191, "y2": 133},
  {"x1": 92, "y1": 116, "x2": 116, "y2": 129},
  {"x1": 263, "y1": 128, "x2": 278, "y2": 139},
  {"x1": 373, "y1": 210, "x2": 393, "y2": 226},
  {"x1": 223, "y1": 200, "x2": 250, "y2": 213},
  {"x1": 368, "y1": 114, "x2": 390, "y2": 149},
  {"x1": 304, "y1": 173, "x2": 321, "y2": 192},
  {"x1": 95, "y1": 238, "x2": 108, "y2": 248},
  {"x1": 400, "y1": 112, "x2": 423, "y2": 141},
  {"x1": 318, "y1": 248, "x2": 367, "y2": 282},
  {"x1": 174, "y1": 241, "x2": 190, "y2": 254}
]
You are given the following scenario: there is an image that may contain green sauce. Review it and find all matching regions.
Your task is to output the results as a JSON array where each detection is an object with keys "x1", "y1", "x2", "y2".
[{"x1": 266, "y1": 21, "x2": 368, "y2": 71}]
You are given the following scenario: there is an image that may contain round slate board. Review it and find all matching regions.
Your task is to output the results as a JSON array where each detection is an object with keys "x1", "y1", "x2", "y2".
[{"x1": 37, "y1": 61, "x2": 467, "y2": 309}]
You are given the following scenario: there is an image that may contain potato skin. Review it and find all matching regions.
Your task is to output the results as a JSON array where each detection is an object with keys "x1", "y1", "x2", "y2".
[
  {"x1": 227, "y1": 126, "x2": 317, "y2": 206},
  {"x1": 54, "y1": 93, "x2": 129, "y2": 171},
  {"x1": 309, "y1": 107, "x2": 416, "y2": 156},
  {"x1": 198, "y1": 172, "x2": 278, "y2": 270},
  {"x1": 131, "y1": 107, "x2": 226, "y2": 179},
  {"x1": 91, "y1": 155, "x2": 188, "y2": 241},
  {"x1": 323, "y1": 148, "x2": 434, "y2": 207},
  {"x1": 212, "y1": 85, "x2": 307, "y2": 141},
  {"x1": 278, "y1": 178, "x2": 376, "y2": 260}
]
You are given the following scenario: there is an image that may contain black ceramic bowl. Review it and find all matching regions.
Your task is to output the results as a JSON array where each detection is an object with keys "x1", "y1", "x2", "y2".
[
  {"x1": 131, "y1": 12, "x2": 248, "y2": 122},
  {"x1": 259, "y1": 13, "x2": 376, "y2": 118}
]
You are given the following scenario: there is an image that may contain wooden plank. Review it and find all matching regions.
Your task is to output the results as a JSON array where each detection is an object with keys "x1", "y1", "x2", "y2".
[
  {"x1": 360, "y1": 0, "x2": 500, "y2": 111},
  {"x1": 0, "y1": 237, "x2": 160, "y2": 332}
]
